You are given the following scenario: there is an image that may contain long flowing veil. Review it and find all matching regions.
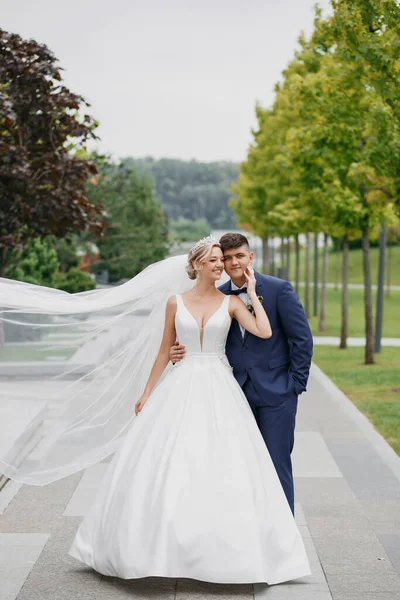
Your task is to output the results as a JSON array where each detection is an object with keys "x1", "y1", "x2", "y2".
[{"x1": 0, "y1": 254, "x2": 195, "y2": 486}]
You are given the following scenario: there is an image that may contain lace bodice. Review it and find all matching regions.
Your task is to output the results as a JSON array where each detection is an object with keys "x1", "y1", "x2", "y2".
[{"x1": 175, "y1": 294, "x2": 231, "y2": 355}]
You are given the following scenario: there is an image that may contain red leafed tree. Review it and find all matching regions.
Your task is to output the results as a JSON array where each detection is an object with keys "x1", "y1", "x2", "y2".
[{"x1": 0, "y1": 29, "x2": 104, "y2": 275}]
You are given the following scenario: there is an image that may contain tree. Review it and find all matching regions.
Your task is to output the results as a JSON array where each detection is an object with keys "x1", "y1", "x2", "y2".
[
  {"x1": 169, "y1": 217, "x2": 210, "y2": 242},
  {"x1": 283, "y1": 10, "x2": 397, "y2": 361},
  {"x1": 8, "y1": 237, "x2": 60, "y2": 286},
  {"x1": 52, "y1": 268, "x2": 95, "y2": 293},
  {"x1": 87, "y1": 161, "x2": 168, "y2": 282},
  {"x1": 331, "y1": 0, "x2": 400, "y2": 221},
  {"x1": 122, "y1": 157, "x2": 239, "y2": 229},
  {"x1": 230, "y1": 104, "x2": 304, "y2": 275},
  {"x1": 48, "y1": 234, "x2": 80, "y2": 272},
  {"x1": 0, "y1": 29, "x2": 104, "y2": 276},
  {"x1": 5, "y1": 236, "x2": 95, "y2": 292}
]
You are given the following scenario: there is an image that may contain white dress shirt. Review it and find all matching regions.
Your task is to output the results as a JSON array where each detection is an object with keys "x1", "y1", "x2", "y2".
[{"x1": 230, "y1": 281, "x2": 249, "y2": 337}]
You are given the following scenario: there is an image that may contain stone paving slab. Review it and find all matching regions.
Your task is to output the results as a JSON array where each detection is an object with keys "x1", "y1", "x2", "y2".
[
  {"x1": 293, "y1": 432, "x2": 343, "y2": 478},
  {"x1": 11, "y1": 506, "x2": 325, "y2": 600},
  {"x1": 377, "y1": 533, "x2": 400, "y2": 573},
  {"x1": 0, "y1": 533, "x2": 50, "y2": 600},
  {"x1": 63, "y1": 463, "x2": 108, "y2": 517},
  {"x1": 255, "y1": 585, "x2": 333, "y2": 599},
  {"x1": 15, "y1": 517, "x2": 107, "y2": 600},
  {"x1": 331, "y1": 594, "x2": 400, "y2": 600},
  {"x1": 0, "y1": 362, "x2": 398, "y2": 598},
  {"x1": 175, "y1": 579, "x2": 252, "y2": 599},
  {"x1": 0, "y1": 472, "x2": 82, "y2": 533},
  {"x1": 0, "y1": 480, "x2": 22, "y2": 516},
  {"x1": 254, "y1": 505, "x2": 332, "y2": 599},
  {"x1": 327, "y1": 441, "x2": 400, "y2": 500},
  {"x1": 100, "y1": 577, "x2": 177, "y2": 599}
]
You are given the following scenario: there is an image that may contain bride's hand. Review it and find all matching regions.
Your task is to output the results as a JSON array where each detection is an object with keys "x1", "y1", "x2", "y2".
[
  {"x1": 135, "y1": 394, "x2": 148, "y2": 416},
  {"x1": 244, "y1": 265, "x2": 256, "y2": 295}
]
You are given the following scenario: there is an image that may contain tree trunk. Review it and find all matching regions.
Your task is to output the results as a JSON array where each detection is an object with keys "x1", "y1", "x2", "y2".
[
  {"x1": 270, "y1": 238, "x2": 275, "y2": 276},
  {"x1": 339, "y1": 235, "x2": 349, "y2": 349},
  {"x1": 335, "y1": 237, "x2": 341, "y2": 291},
  {"x1": 286, "y1": 236, "x2": 290, "y2": 282},
  {"x1": 295, "y1": 234, "x2": 300, "y2": 294},
  {"x1": 0, "y1": 248, "x2": 8, "y2": 278},
  {"x1": 386, "y1": 231, "x2": 392, "y2": 298},
  {"x1": 313, "y1": 232, "x2": 319, "y2": 317},
  {"x1": 305, "y1": 232, "x2": 311, "y2": 318},
  {"x1": 362, "y1": 224, "x2": 374, "y2": 364},
  {"x1": 375, "y1": 220, "x2": 386, "y2": 353},
  {"x1": 319, "y1": 232, "x2": 329, "y2": 332},
  {"x1": 262, "y1": 235, "x2": 269, "y2": 273},
  {"x1": 0, "y1": 230, "x2": 6, "y2": 347}
]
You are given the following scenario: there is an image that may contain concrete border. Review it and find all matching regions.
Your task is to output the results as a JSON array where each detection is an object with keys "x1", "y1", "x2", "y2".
[{"x1": 310, "y1": 361, "x2": 400, "y2": 484}]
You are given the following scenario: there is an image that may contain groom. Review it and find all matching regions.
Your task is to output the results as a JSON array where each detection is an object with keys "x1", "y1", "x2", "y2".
[{"x1": 170, "y1": 232, "x2": 313, "y2": 515}]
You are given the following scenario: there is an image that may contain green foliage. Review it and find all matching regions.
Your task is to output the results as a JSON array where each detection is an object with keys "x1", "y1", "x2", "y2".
[
  {"x1": 0, "y1": 29, "x2": 103, "y2": 277},
  {"x1": 52, "y1": 268, "x2": 95, "y2": 293},
  {"x1": 87, "y1": 160, "x2": 168, "y2": 282},
  {"x1": 169, "y1": 218, "x2": 210, "y2": 242},
  {"x1": 231, "y1": 1, "x2": 400, "y2": 364},
  {"x1": 47, "y1": 235, "x2": 80, "y2": 272},
  {"x1": 330, "y1": 0, "x2": 400, "y2": 219},
  {"x1": 6, "y1": 236, "x2": 95, "y2": 292},
  {"x1": 121, "y1": 157, "x2": 238, "y2": 229},
  {"x1": 233, "y1": 4, "x2": 400, "y2": 240},
  {"x1": 10, "y1": 238, "x2": 60, "y2": 286}
]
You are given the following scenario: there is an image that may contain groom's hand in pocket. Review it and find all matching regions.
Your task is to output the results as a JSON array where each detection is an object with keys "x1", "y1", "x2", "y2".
[{"x1": 170, "y1": 340, "x2": 186, "y2": 364}]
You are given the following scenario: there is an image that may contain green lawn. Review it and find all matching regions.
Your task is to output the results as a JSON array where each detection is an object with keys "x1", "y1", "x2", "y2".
[
  {"x1": 278, "y1": 245, "x2": 400, "y2": 286},
  {"x1": 304, "y1": 288, "x2": 400, "y2": 338},
  {"x1": 313, "y1": 346, "x2": 400, "y2": 454}
]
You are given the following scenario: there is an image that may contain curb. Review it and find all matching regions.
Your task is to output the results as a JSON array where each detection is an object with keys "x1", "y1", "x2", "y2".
[{"x1": 310, "y1": 361, "x2": 400, "y2": 484}]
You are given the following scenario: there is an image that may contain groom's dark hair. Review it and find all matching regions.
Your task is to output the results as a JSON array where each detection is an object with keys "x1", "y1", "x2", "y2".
[{"x1": 219, "y1": 232, "x2": 250, "y2": 252}]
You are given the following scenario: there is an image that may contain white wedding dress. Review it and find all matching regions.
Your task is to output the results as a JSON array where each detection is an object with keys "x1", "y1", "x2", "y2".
[{"x1": 68, "y1": 293, "x2": 311, "y2": 584}]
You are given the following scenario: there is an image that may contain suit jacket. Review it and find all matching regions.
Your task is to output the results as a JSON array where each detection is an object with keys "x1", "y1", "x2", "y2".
[{"x1": 218, "y1": 271, "x2": 313, "y2": 405}]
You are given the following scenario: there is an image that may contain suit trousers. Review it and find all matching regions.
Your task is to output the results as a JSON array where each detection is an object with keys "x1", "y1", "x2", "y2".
[{"x1": 242, "y1": 377, "x2": 298, "y2": 515}]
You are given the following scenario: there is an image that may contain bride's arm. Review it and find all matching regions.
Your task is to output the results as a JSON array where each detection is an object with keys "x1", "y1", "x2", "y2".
[
  {"x1": 229, "y1": 267, "x2": 272, "y2": 339},
  {"x1": 135, "y1": 296, "x2": 177, "y2": 415}
]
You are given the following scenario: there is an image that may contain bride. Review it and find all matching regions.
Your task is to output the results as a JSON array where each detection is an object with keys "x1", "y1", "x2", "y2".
[{"x1": 67, "y1": 236, "x2": 311, "y2": 584}]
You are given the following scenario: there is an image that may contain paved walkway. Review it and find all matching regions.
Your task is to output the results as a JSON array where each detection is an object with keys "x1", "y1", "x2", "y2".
[
  {"x1": 296, "y1": 282, "x2": 400, "y2": 291},
  {"x1": 313, "y1": 336, "x2": 400, "y2": 347},
  {"x1": 1, "y1": 363, "x2": 400, "y2": 600}
]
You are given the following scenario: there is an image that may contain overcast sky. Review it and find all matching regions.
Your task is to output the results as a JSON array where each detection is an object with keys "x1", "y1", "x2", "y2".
[{"x1": 3, "y1": 0, "x2": 332, "y2": 163}]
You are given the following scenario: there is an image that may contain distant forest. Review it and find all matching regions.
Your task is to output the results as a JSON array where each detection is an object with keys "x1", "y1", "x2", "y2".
[{"x1": 121, "y1": 157, "x2": 239, "y2": 229}]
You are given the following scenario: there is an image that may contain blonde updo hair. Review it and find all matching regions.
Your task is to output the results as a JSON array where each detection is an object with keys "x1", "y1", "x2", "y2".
[{"x1": 186, "y1": 242, "x2": 222, "y2": 280}]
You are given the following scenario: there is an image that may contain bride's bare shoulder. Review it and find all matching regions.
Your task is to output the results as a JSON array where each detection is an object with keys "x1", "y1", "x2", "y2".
[
  {"x1": 227, "y1": 294, "x2": 243, "y2": 314},
  {"x1": 166, "y1": 295, "x2": 178, "y2": 312}
]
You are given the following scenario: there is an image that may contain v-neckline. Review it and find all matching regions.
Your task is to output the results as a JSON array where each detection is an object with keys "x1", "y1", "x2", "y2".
[{"x1": 179, "y1": 294, "x2": 227, "y2": 332}]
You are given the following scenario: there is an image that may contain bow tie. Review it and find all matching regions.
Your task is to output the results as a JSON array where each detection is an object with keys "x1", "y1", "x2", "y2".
[{"x1": 228, "y1": 287, "x2": 247, "y2": 296}]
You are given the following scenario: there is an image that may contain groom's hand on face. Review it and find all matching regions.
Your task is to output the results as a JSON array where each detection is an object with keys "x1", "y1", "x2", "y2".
[{"x1": 170, "y1": 340, "x2": 185, "y2": 363}]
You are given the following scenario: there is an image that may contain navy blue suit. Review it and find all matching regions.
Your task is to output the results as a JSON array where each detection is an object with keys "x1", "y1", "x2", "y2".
[{"x1": 218, "y1": 270, "x2": 313, "y2": 514}]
